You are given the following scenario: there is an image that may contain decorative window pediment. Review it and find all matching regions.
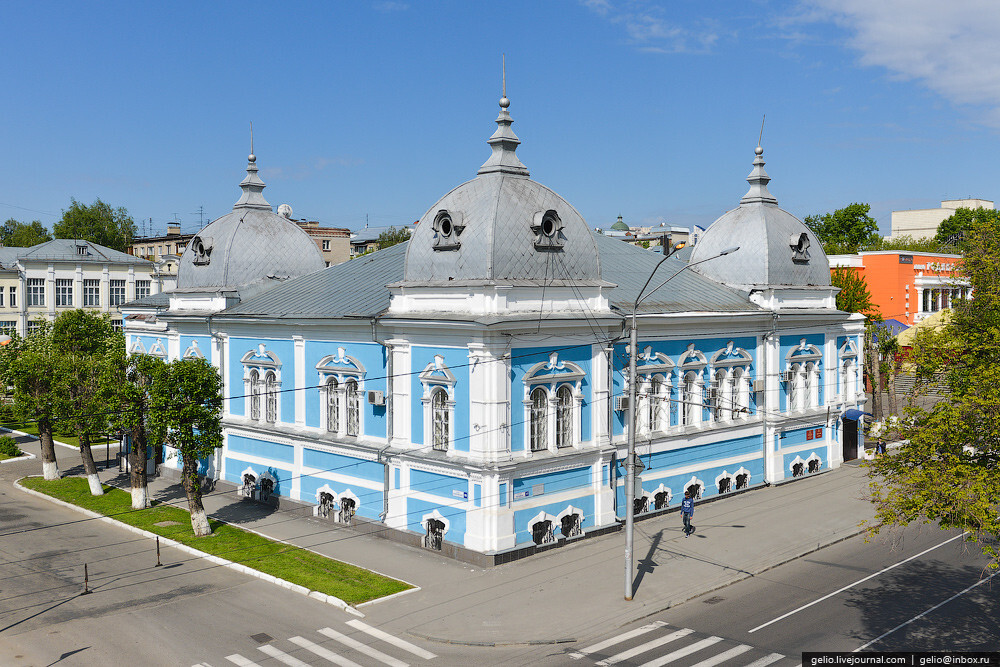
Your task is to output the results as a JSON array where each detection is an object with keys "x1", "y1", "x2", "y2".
[
  {"x1": 147, "y1": 338, "x2": 167, "y2": 359},
  {"x1": 419, "y1": 355, "x2": 457, "y2": 391},
  {"x1": 786, "y1": 338, "x2": 822, "y2": 364},
  {"x1": 636, "y1": 346, "x2": 675, "y2": 376},
  {"x1": 242, "y1": 343, "x2": 281, "y2": 370},
  {"x1": 316, "y1": 346, "x2": 365, "y2": 378},
  {"x1": 839, "y1": 339, "x2": 859, "y2": 359},
  {"x1": 182, "y1": 339, "x2": 205, "y2": 359},
  {"x1": 679, "y1": 343, "x2": 708, "y2": 370},
  {"x1": 711, "y1": 341, "x2": 752, "y2": 368},
  {"x1": 129, "y1": 338, "x2": 146, "y2": 355},
  {"x1": 525, "y1": 352, "x2": 585, "y2": 386}
]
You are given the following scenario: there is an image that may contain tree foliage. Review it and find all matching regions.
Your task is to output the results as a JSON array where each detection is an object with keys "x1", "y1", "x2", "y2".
[
  {"x1": 149, "y1": 357, "x2": 223, "y2": 536},
  {"x1": 935, "y1": 206, "x2": 1000, "y2": 249},
  {"x1": 376, "y1": 226, "x2": 411, "y2": 250},
  {"x1": 831, "y1": 267, "x2": 880, "y2": 319},
  {"x1": 866, "y1": 213, "x2": 1000, "y2": 569},
  {"x1": 1, "y1": 219, "x2": 52, "y2": 247},
  {"x1": 805, "y1": 203, "x2": 880, "y2": 254},
  {"x1": 54, "y1": 198, "x2": 137, "y2": 252}
]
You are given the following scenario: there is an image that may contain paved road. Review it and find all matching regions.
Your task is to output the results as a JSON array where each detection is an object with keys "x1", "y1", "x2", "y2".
[{"x1": 544, "y1": 524, "x2": 998, "y2": 666}]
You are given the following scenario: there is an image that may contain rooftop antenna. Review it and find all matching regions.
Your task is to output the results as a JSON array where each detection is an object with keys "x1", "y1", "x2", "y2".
[
  {"x1": 249, "y1": 121, "x2": 255, "y2": 161},
  {"x1": 502, "y1": 53, "x2": 506, "y2": 99},
  {"x1": 758, "y1": 115, "x2": 765, "y2": 148}
]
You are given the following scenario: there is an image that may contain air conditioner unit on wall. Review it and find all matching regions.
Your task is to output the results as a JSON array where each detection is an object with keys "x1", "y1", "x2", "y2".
[
  {"x1": 613, "y1": 396, "x2": 629, "y2": 412},
  {"x1": 752, "y1": 378, "x2": 765, "y2": 393},
  {"x1": 367, "y1": 390, "x2": 385, "y2": 406},
  {"x1": 781, "y1": 370, "x2": 795, "y2": 383}
]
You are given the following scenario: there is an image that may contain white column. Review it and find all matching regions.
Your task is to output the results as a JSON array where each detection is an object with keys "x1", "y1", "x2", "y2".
[
  {"x1": 592, "y1": 343, "x2": 610, "y2": 446},
  {"x1": 46, "y1": 263, "x2": 55, "y2": 320},
  {"x1": 390, "y1": 340, "x2": 412, "y2": 448},
  {"x1": 294, "y1": 336, "x2": 306, "y2": 427}
]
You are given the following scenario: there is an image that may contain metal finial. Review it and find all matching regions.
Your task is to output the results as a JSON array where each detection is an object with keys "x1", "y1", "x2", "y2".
[
  {"x1": 500, "y1": 54, "x2": 510, "y2": 109},
  {"x1": 249, "y1": 121, "x2": 256, "y2": 163},
  {"x1": 756, "y1": 115, "x2": 765, "y2": 155}
]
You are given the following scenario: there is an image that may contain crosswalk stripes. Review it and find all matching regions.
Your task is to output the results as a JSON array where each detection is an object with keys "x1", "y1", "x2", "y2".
[
  {"x1": 573, "y1": 621, "x2": 791, "y2": 667},
  {"x1": 208, "y1": 618, "x2": 436, "y2": 667}
]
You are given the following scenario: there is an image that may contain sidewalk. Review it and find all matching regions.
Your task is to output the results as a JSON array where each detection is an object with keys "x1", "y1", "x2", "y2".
[{"x1": 5, "y1": 433, "x2": 875, "y2": 646}]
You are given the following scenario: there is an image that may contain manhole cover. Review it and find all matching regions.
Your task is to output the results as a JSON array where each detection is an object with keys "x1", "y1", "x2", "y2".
[
  {"x1": 250, "y1": 633, "x2": 273, "y2": 644},
  {"x1": 702, "y1": 596, "x2": 725, "y2": 604}
]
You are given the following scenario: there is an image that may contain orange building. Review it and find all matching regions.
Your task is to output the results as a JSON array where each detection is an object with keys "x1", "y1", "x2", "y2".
[{"x1": 828, "y1": 251, "x2": 968, "y2": 326}]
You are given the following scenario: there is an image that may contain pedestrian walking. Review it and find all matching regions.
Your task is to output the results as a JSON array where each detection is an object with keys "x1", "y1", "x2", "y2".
[{"x1": 681, "y1": 490, "x2": 695, "y2": 537}]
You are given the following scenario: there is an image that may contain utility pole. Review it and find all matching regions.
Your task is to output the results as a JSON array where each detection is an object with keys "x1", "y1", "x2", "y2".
[{"x1": 624, "y1": 244, "x2": 738, "y2": 601}]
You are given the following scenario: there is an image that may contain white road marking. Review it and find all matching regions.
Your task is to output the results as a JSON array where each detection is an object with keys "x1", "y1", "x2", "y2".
[
  {"x1": 689, "y1": 644, "x2": 753, "y2": 667},
  {"x1": 640, "y1": 636, "x2": 722, "y2": 667},
  {"x1": 572, "y1": 621, "x2": 669, "y2": 657},
  {"x1": 319, "y1": 626, "x2": 409, "y2": 667},
  {"x1": 854, "y1": 568, "x2": 1000, "y2": 651},
  {"x1": 595, "y1": 627, "x2": 692, "y2": 666},
  {"x1": 345, "y1": 619, "x2": 437, "y2": 659},
  {"x1": 258, "y1": 644, "x2": 311, "y2": 666},
  {"x1": 748, "y1": 532, "x2": 968, "y2": 633},
  {"x1": 289, "y1": 635, "x2": 363, "y2": 667},
  {"x1": 225, "y1": 655, "x2": 262, "y2": 667},
  {"x1": 740, "y1": 653, "x2": 785, "y2": 667}
]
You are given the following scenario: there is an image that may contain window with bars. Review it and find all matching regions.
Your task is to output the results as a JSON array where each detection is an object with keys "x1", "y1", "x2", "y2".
[
  {"x1": 109, "y1": 280, "x2": 126, "y2": 306},
  {"x1": 83, "y1": 279, "x2": 100, "y2": 307},
  {"x1": 529, "y1": 387, "x2": 548, "y2": 452},
  {"x1": 555, "y1": 385, "x2": 573, "y2": 448},
  {"x1": 27, "y1": 279, "x2": 44, "y2": 307},
  {"x1": 135, "y1": 280, "x2": 150, "y2": 300},
  {"x1": 346, "y1": 379, "x2": 360, "y2": 436},
  {"x1": 249, "y1": 369, "x2": 261, "y2": 420},
  {"x1": 55, "y1": 279, "x2": 73, "y2": 307},
  {"x1": 431, "y1": 387, "x2": 449, "y2": 451},
  {"x1": 326, "y1": 377, "x2": 339, "y2": 432},
  {"x1": 264, "y1": 371, "x2": 278, "y2": 423}
]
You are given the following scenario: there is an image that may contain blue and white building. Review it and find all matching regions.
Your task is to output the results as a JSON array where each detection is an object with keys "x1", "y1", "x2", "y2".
[{"x1": 124, "y1": 92, "x2": 866, "y2": 560}]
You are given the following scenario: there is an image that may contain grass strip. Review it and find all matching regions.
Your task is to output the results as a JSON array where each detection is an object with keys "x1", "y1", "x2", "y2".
[
  {"x1": 21, "y1": 476, "x2": 411, "y2": 605},
  {"x1": 3, "y1": 423, "x2": 114, "y2": 450}
]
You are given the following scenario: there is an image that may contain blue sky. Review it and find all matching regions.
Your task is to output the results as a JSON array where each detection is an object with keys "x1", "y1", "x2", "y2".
[{"x1": 2, "y1": 0, "x2": 998, "y2": 238}]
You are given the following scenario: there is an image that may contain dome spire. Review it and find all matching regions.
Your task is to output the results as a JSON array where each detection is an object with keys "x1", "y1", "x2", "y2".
[
  {"x1": 234, "y1": 122, "x2": 271, "y2": 210},
  {"x1": 478, "y1": 55, "x2": 529, "y2": 177},
  {"x1": 741, "y1": 117, "x2": 778, "y2": 206}
]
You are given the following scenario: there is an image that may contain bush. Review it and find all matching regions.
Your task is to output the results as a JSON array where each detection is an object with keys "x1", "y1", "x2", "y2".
[{"x1": 0, "y1": 435, "x2": 21, "y2": 457}]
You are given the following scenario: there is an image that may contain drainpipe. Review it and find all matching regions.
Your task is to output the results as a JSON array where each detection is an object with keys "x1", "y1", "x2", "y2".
[
  {"x1": 761, "y1": 311, "x2": 778, "y2": 485},
  {"x1": 371, "y1": 317, "x2": 392, "y2": 522}
]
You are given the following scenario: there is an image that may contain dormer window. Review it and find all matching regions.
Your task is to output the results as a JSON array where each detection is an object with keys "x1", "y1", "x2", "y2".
[
  {"x1": 76, "y1": 244, "x2": 88, "y2": 256},
  {"x1": 191, "y1": 235, "x2": 213, "y2": 265},
  {"x1": 432, "y1": 210, "x2": 464, "y2": 251},
  {"x1": 532, "y1": 210, "x2": 565, "y2": 251},
  {"x1": 790, "y1": 232, "x2": 811, "y2": 263}
]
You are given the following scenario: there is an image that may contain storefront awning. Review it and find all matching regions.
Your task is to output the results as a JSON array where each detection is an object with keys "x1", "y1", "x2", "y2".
[{"x1": 842, "y1": 408, "x2": 870, "y2": 421}]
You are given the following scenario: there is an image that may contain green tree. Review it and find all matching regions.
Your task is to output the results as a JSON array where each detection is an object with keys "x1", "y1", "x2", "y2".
[
  {"x1": 0, "y1": 219, "x2": 52, "y2": 247},
  {"x1": 804, "y1": 203, "x2": 880, "y2": 253},
  {"x1": 104, "y1": 339, "x2": 166, "y2": 509},
  {"x1": 935, "y1": 207, "x2": 1000, "y2": 248},
  {"x1": 54, "y1": 198, "x2": 137, "y2": 252},
  {"x1": 52, "y1": 309, "x2": 118, "y2": 495},
  {"x1": 150, "y1": 357, "x2": 223, "y2": 536},
  {"x1": 866, "y1": 212, "x2": 1000, "y2": 570},
  {"x1": 831, "y1": 267, "x2": 885, "y2": 420},
  {"x1": 0, "y1": 322, "x2": 61, "y2": 480},
  {"x1": 376, "y1": 226, "x2": 411, "y2": 250}
]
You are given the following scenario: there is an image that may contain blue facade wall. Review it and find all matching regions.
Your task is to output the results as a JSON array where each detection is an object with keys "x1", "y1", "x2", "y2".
[
  {"x1": 512, "y1": 466, "x2": 591, "y2": 499},
  {"x1": 224, "y1": 455, "x2": 291, "y2": 498},
  {"x1": 513, "y1": 494, "x2": 596, "y2": 545},
  {"x1": 406, "y1": 497, "x2": 467, "y2": 544},
  {"x1": 228, "y1": 434, "x2": 295, "y2": 464},
  {"x1": 298, "y1": 474, "x2": 383, "y2": 520},
  {"x1": 302, "y1": 447, "x2": 383, "y2": 483},
  {"x1": 410, "y1": 468, "x2": 469, "y2": 501},
  {"x1": 229, "y1": 337, "x2": 296, "y2": 422}
]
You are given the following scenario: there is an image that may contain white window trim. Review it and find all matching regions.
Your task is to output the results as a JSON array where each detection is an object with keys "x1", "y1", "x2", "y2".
[
  {"x1": 317, "y1": 347, "x2": 366, "y2": 438},
  {"x1": 785, "y1": 339, "x2": 823, "y2": 413},
  {"x1": 635, "y1": 347, "x2": 674, "y2": 435},
  {"x1": 419, "y1": 355, "x2": 457, "y2": 453},
  {"x1": 242, "y1": 344, "x2": 282, "y2": 423},
  {"x1": 523, "y1": 352, "x2": 584, "y2": 454}
]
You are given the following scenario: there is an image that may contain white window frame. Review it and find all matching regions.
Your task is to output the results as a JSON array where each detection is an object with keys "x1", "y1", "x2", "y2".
[
  {"x1": 419, "y1": 355, "x2": 456, "y2": 453},
  {"x1": 709, "y1": 342, "x2": 753, "y2": 422},
  {"x1": 55, "y1": 279, "x2": 73, "y2": 307},
  {"x1": 523, "y1": 352, "x2": 584, "y2": 453},
  {"x1": 135, "y1": 280, "x2": 151, "y2": 300},
  {"x1": 316, "y1": 347, "x2": 366, "y2": 438},
  {"x1": 83, "y1": 279, "x2": 100, "y2": 307},
  {"x1": 242, "y1": 344, "x2": 282, "y2": 423},
  {"x1": 109, "y1": 279, "x2": 126, "y2": 307},
  {"x1": 634, "y1": 346, "x2": 675, "y2": 434},
  {"x1": 27, "y1": 278, "x2": 44, "y2": 307},
  {"x1": 839, "y1": 339, "x2": 860, "y2": 402},
  {"x1": 678, "y1": 344, "x2": 708, "y2": 428},
  {"x1": 785, "y1": 339, "x2": 822, "y2": 413}
]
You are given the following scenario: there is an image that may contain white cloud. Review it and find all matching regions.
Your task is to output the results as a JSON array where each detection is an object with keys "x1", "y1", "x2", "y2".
[
  {"x1": 581, "y1": 0, "x2": 721, "y2": 54},
  {"x1": 805, "y1": 0, "x2": 1000, "y2": 123}
]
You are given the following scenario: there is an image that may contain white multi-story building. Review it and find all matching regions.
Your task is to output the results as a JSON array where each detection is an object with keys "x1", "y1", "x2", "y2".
[
  {"x1": 0, "y1": 239, "x2": 156, "y2": 335},
  {"x1": 890, "y1": 199, "x2": 993, "y2": 240}
]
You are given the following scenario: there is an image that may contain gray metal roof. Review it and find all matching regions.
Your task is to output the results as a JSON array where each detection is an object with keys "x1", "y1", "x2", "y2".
[
  {"x1": 595, "y1": 234, "x2": 758, "y2": 314},
  {"x1": 176, "y1": 154, "x2": 326, "y2": 290},
  {"x1": 221, "y1": 242, "x2": 408, "y2": 318},
  {"x1": 401, "y1": 96, "x2": 601, "y2": 287},
  {"x1": 690, "y1": 146, "x2": 831, "y2": 290},
  {"x1": 8, "y1": 239, "x2": 152, "y2": 265}
]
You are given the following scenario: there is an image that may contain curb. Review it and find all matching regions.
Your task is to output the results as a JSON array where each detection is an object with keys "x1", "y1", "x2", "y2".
[
  {"x1": 0, "y1": 452, "x2": 36, "y2": 464},
  {"x1": 14, "y1": 476, "x2": 363, "y2": 616}
]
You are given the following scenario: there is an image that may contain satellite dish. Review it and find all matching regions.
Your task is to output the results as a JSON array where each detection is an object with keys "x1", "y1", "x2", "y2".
[{"x1": 277, "y1": 203, "x2": 293, "y2": 219}]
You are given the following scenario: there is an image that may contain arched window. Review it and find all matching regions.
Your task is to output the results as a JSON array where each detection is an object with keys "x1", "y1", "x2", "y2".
[
  {"x1": 264, "y1": 371, "x2": 278, "y2": 423},
  {"x1": 249, "y1": 369, "x2": 260, "y2": 421},
  {"x1": 648, "y1": 376, "x2": 666, "y2": 432},
  {"x1": 682, "y1": 371, "x2": 699, "y2": 426},
  {"x1": 326, "y1": 377, "x2": 339, "y2": 433},
  {"x1": 788, "y1": 363, "x2": 801, "y2": 412},
  {"x1": 842, "y1": 359, "x2": 854, "y2": 402},
  {"x1": 530, "y1": 387, "x2": 548, "y2": 452},
  {"x1": 346, "y1": 379, "x2": 359, "y2": 436},
  {"x1": 713, "y1": 369, "x2": 727, "y2": 422},
  {"x1": 431, "y1": 387, "x2": 449, "y2": 451},
  {"x1": 729, "y1": 368, "x2": 742, "y2": 419},
  {"x1": 556, "y1": 385, "x2": 573, "y2": 448}
]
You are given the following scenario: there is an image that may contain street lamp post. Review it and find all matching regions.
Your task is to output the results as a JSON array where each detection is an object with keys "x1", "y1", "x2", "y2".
[{"x1": 624, "y1": 244, "x2": 739, "y2": 601}]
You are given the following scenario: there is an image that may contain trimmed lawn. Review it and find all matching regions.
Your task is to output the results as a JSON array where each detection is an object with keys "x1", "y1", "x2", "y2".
[
  {"x1": 22, "y1": 477, "x2": 411, "y2": 605},
  {"x1": 3, "y1": 422, "x2": 115, "y2": 451}
]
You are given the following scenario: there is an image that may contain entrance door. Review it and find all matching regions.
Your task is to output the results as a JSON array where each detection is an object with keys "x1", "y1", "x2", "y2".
[{"x1": 843, "y1": 419, "x2": 858, "y2": 461}]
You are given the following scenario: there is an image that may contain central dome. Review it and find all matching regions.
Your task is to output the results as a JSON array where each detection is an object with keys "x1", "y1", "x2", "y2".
[
  {"x1": 177, "y1": 153, "x2": 326, "y2": 290},
  {"x1": 401, "y1": 95, "x2": 602, "y2": 286}
]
